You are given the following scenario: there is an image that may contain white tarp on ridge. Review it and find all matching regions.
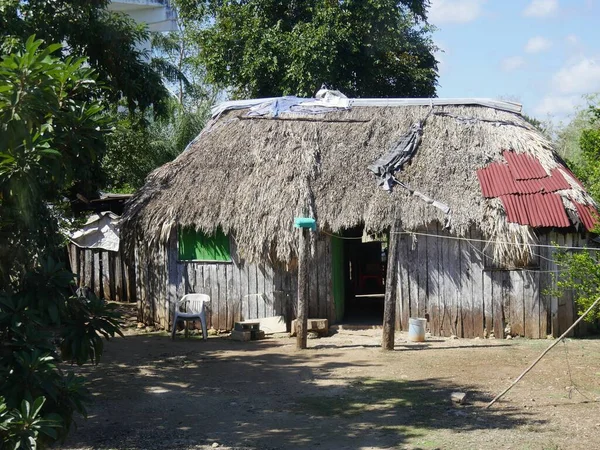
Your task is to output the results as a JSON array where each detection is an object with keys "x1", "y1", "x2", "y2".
[{"x1": 211, "y1": 92, "x2": 523, "y2": 118}]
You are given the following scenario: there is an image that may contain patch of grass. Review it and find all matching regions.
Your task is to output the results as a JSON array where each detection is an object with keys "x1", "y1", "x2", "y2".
[{"x1": 297, "y1": 378, "x2": 446, "y2": 418}]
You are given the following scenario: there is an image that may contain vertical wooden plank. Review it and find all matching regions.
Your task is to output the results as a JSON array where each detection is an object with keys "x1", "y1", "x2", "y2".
[
  {"x1": 74, "y1": 247, "x2": 81, "y2": 287},
  {"x1": 257, "y1": 263, "x2": 267, "y2": 319},
  {"x1": 308, "y1": 236, "x2": 319, "y2": 318},
  {"x1": 248, "y1": 262, "x2": 258, "y2": 319},
  {"x1": 508, "y1": 270, "x2": 524, "y2": 337},
  {"x1": 459, "y1": 238, "x2": 473, "y2": 338},
  {"x1": 398, "y1": 234, "x2": 410, "y2": 331},
  {"x1": 217, "y1": 264, "x2": 228, "y2": 329},
  {"x1": 297, "y1": 227, "x2": 309, "y2": 349},
  {"x1": 492, "y1": 271, "x2": 506, "y2": 339},
  {"x1": 426, "y1": 224, "x2": 440, "y2": 335},
  {"x1": 417, "y1": 229, "x2": 428, "y2": 320},
  {"x1": 67, "y1": 244, "x2": 76, "y2": 272},
  {"x1": 240, "y1": 261, "x2": 249, "y2": 321},
  {"x1": 482, "y1": 236, "x2": 494, "y2": 338},
  {"x1": 266, "y1": 262, "x2": 276, "y2": 318},
  {"x1": 469, "y1": 228, "x2": 485, "y2": 338},
  {"x1": 523, "y1": 269, "x2": 540, "y2": 338},
  {"x1": 204, "y1": 265, "x2": 216, "y2": 329},
  {"x1": 407, "y1": 234, "x2": 419, "y2": 321},
  {"x1": 102, "y1": 252, "x2": 110, "y2": 301},
  {"x1": 82, "y1": 250, "x2": 89, "y2": 288},
  {"x1": 226, "y1": 262, "x2": 236, "y2": 328},
  {"x1": 447, "y1": 234, "x2": 461, "y2": 336},
  {"x1": 537, "y1": 232, "x2": 549, "y2": 338},
  {"x1": 114, "y1": 252, "x2": 123, "y2": 302},
  {"x1": 167, "y1": 229, "x2": 178, "y2": 327},
  {"x1": 382, "y1": 221, "x2": 400, "y2": 350},
  {"x1": 439, "y1": 229, "x2": 453, "y2": 337}
]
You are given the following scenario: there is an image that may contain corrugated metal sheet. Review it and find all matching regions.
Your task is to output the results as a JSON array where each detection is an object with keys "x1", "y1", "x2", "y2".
[
  {"x1": 503, "y1": 150, "x2": 547, "y2": 179},
  {"x1": 477, "y1": 159, "x2": 569, "y2": 198},
  {"x1": 476, "y1": 150, "x2": 597, "y2": 229},
  {"x1": 573, "y1": 201, "x2": 598, "y2": 231},
  {"x1": 500, "y1": 193, "x2": 570, "y2": 228}
]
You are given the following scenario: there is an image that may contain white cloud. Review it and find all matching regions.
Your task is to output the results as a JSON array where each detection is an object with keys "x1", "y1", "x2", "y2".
[
  {"x1": 525, "y1": 36, "x2": 552, "y2": 53},
  {"x1": 501, "y1": 56, "x2": 526, "y2": 72},
  {"x1": 428, "y1": 0, "x2": 486, "y2": 24},
  {"x1": 566, "y1": 34, "x2": 579, "y2": 45},
  {"x1": 534, "y1": 95, "x2": 579, "y2": 116},
  {"x1": 553, "y1": 57, "x2": 600, "y2": 94},
  {"x1": 523, "y1": 0, "x2": 559, "y2": 17}
]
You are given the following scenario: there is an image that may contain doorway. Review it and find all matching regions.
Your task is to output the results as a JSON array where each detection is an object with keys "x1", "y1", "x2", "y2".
[{"x1": 332, "y1": 227, "x2": 387, "y2": 324}]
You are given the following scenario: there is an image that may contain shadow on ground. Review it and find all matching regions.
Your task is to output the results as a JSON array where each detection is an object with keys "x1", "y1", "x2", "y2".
[{"x1": 62, "y1": 334, "x2": 542, "y2": 450}]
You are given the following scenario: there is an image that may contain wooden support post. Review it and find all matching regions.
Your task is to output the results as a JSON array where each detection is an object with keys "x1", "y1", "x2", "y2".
[
  {"x1": 382, "y1": 222, "x2": 399, "y2": 350},
  {"x1": 297, "y1": 227, "x2": 309, "y2": 350}
]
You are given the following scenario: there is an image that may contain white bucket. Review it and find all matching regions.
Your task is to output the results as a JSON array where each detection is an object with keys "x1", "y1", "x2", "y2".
[{"x1": 408, "y1": 318, "x2": 427, "y2": 342}]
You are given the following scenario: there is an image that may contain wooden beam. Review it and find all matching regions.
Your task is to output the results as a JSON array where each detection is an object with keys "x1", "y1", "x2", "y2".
[
  {"x1": 382, "y1": 222, "x2": 399, "y2": 350},
  {"x1": 296, "y1": 228, "x2": 309, "y2": 350}
]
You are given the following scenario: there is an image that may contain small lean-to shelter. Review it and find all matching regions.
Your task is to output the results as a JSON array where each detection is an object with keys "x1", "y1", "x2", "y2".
[
  {"x1": 67, "y1": 212, "x2": 136, "y2": 303},
  {"x1": 121, "y1": 94, "x2": 598, "y2": 338}
]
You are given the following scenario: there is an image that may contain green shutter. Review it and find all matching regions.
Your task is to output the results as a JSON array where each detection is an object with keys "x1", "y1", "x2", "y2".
[{"x1": 178, "y1": 227, "x2": 231, "y2": 262}]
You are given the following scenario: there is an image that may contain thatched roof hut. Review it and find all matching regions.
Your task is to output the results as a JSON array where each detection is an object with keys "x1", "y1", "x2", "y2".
[{"x1": 122, "y1": 96, "x2": 598, "y2": 339}]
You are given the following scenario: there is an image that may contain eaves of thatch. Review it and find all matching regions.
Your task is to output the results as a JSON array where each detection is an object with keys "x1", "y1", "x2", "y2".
[{"x1": 121, "y1": 99, "x2": 596, "y2": 264}]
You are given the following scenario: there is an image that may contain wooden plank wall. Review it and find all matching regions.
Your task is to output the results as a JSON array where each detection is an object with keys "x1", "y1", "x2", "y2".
[
  {"x1": 396, "y1": 225, "x2": 588, "y2": 339},
  {"x1": 67, "y1": 244, "x2": 136, "y2": 303},
  {"x1": 136, "y1": 230, "x2": 332, "y2": 331}
]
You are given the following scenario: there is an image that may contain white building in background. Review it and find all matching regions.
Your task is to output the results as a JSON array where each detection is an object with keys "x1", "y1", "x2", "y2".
[{"x1": 108, "y1": 0, "x2": 178, "y2": 33}]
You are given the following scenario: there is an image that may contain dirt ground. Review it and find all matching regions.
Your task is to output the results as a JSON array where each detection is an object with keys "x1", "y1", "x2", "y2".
[{"x1": 61, "y1": 306, "x2": 600, "y2": 450}]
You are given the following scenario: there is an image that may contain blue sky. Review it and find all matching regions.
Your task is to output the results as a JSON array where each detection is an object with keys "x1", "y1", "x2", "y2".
[{"x1": 429, "y1": 0, "x2": 600, "y2": 122}]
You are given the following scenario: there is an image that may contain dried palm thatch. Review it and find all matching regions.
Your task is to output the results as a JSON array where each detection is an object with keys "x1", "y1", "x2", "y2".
[{"x1": 121, "y1": 102, "x2": 595, "y2": 265}]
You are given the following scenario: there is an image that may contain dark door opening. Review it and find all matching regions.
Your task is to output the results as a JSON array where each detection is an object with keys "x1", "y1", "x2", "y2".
[{"x1": 334, "y1": 227, "x2": 387, "y2": 324}]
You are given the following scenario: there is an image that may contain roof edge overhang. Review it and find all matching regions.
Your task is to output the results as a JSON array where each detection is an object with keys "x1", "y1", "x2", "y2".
[{"x1": 211, "y1": 97, "x2": 523, "y2": 118}]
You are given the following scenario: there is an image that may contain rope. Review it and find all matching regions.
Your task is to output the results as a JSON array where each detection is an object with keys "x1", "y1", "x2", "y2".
[{"x1": 319, "y1": 228, "x2": 599, "y2": 252}]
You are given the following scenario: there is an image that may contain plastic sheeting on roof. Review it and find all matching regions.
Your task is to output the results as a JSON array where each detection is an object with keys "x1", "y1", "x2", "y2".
[
  {"x1": 69, "y1": 212, "x2": 121, "y2": 252},
  {"x1": 246, "y1": 90, "x2": 350, "y2": 118},
  {"x1": 211, "y1": 95, "x2": 523, "y2": 118}
]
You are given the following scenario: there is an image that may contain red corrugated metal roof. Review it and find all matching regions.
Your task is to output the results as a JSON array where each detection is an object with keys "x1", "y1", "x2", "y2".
[
  {"x1": 500, "y1": 193, "x2": 570, "y2": 228},
  {"x1": 503, "y1": 150, "x2": 547, "y2": 179},
  {"x1": 477, "y1": 150, "x2": 597, "y2": 229},
  {"x1": 573, "y1": 201, "x2": 598, "y2": 231},
  {"x1": 478, "y1": 157, "x2": 571, "y2": 198}
]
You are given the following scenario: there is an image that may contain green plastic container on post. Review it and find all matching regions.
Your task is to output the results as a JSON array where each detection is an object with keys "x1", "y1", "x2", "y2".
[{"x1": 294, "y1": 217, "x2": 316, "y2": 230}]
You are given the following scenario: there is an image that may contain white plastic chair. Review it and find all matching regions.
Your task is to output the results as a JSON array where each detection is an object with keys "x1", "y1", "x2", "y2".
[{"x1": 171, "y1": 294, "x2": 210, "y2": 340}]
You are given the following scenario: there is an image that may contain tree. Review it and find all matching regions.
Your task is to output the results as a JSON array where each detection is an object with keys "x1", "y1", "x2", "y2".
[
  {"x1": 102, "y1": 100, "x2": 211, "y2": 192},
  {"x1": 0, "y1": 37, "x2": 122, "y2": 447},
  {"x1": 550, "y1": 98, "x2": 600, "y2": 325},
  {"x1": 102, "y1": 16, "x2": 215, "y2": 193},
  {"x1": 175, "y1": 0, "x2": 438, "y2": 99},
  {"x1": 0, "y1": 0, "x2": 170, "y2": 116}
]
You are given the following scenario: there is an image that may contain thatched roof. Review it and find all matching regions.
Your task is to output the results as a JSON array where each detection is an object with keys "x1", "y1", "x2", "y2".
[{"x1": 121, "y1": 98, "x2": 596, "y2": 264}]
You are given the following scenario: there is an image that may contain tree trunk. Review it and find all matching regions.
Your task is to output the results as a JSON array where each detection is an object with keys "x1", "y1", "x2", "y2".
[
  {"x1": 296, "y1": 228, "x2": 309, "y2": 349},
  {"x1": 382, "y1": 222, "x2": 399, "y2": 350}
]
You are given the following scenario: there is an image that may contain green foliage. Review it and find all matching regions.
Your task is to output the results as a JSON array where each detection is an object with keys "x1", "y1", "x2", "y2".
[
  {"x1": 572, "y1": 107, "x2": 600, "y2": 203},
  {"x1": 550, "y1": 248, "x2": 600, "y2": 322},
  {"x1": 176, "y1": 0, "x2": 438, "y2": 98},
  {"x1": 0, "y1": 0, "x2": 169, "y2": 116},
  {"x1": 103, "y1": 100, "x2": 211, "y2": 192},
  {"x1": 0, "y1": 396, "x2": 62, "y2": 449},
  {"x1": 0, "y1": 36, "x2": 109, "y2": 283},
  {"x1": 0, "y1": 38, "x2": 123, "y2": 448}
]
